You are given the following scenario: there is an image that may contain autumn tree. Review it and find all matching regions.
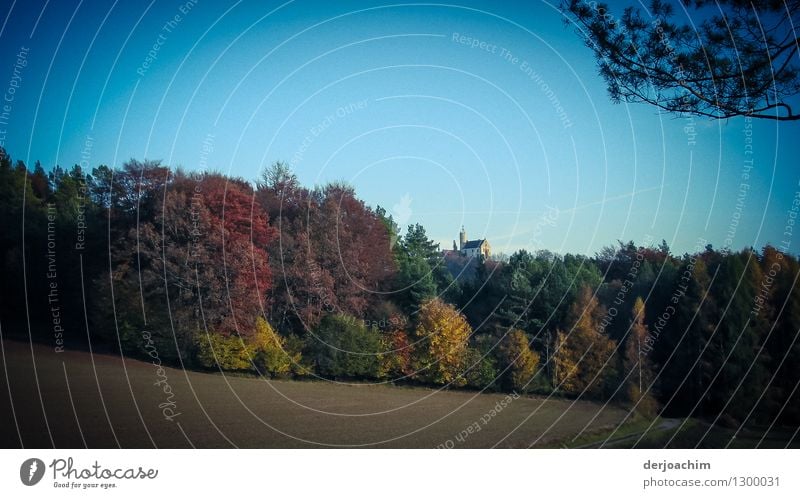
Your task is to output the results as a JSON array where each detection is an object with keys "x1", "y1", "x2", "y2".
[
  {"x1": 252, "y1": 317, "x2": 297, "y2": 377},
  {"x1": 258, "y1": 175, "x2": 396, "y2": 334},
  {"x1": 623, "y1": 297, "x2": 657, "y2": 415},
  {"x1": 316, "y1": 183, "x2": 397, "y2": 315},
  {"x1": 413, "y1": 298, "x2": 472, "y2": 386},
  {"x1": 561, "y1": 0, "x2": 800, "y2": 121},
  {"x1": 5, "y1": 145, "x2": 800, "y2": 430},
  {"x1": 498, "y1": 329, "x2": 541, "y2": 392},
  {"x1": 195, "y1": 317, "x2": 300, "y2": 375},
  {"x1": 553, "y1": 286, "x2": 616, "y2": 397},
  {"x1": 377, "y1": 310, "x2": 415, "y2": 379},
  {"x1": 96, "y1": 167, "x2": 276, "y2": 362},
  {"x1": 195, "y1": 331, "x2": 254, "y2": 371}
]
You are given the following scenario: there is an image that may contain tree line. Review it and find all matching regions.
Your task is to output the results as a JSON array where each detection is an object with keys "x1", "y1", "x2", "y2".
[{"x1": 0, "y1": 147, "x2": 798, "y2": 427}]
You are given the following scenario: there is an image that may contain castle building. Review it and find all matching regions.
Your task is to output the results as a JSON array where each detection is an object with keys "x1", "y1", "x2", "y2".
[{"x1": 454, "y1": 226, "x2": 490, "y2": 259}]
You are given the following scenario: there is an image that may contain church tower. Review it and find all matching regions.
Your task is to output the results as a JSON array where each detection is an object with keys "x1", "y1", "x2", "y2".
[{"x1": 459, "y1": 226, "x2": 467, "y2": 250}]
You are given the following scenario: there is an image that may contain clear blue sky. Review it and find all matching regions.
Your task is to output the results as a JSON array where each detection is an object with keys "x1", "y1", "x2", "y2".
[{"x1": 0, "y1": 0, "x2": 797, "y2": 256}]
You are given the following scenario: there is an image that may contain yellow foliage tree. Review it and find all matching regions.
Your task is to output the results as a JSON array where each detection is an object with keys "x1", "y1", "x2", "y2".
[
  {"x1": 195, "y1": 317, "x2": 301, "y2": 375},
  {"x1": 553, "y1": 286, "x2": 616, "y2": 397},
  {"x1": 252, "y1": 317, "x2": 297, "y2": 377},
  {"x1": 624, "y1": 297, "x2": 657, "y2": 415},
  {"x1": 414, "y1": 298, "x2": 471, "y2": 386},
  {"x1": 195, "y1": 332, "x2": 254, "y2": 371},
  {"x1": 499, "y1": 329, "x2": 540, "y2": 392}
]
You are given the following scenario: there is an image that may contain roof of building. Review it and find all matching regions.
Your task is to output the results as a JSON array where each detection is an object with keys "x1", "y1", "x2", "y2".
[{"x1": 462, "y1": 239, "x2": 487, "y2": 249}]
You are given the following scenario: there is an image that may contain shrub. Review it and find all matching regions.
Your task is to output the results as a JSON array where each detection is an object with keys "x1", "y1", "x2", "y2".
[
  {"x1": 195, "y1": 332, "x2": 254, "y2": 371},
  {"x1": 310, "y1": 314, "x2": 381, "y2": 378},
  {"x1": 284, "y1": 334, "x2": 312, "y2": 376},
  {"x1": 462, "y1": 347, "x2": 498, "y2": 389}
]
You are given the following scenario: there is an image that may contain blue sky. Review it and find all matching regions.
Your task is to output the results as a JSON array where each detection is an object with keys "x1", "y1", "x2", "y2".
[{"x1": 0, "y1": 0, "x2": 797, "y2": 256}]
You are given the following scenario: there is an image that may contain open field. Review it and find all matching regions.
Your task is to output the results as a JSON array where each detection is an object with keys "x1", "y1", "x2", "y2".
[{"x1": 0, "y1": 339, "x2": 635, "y2": 448}]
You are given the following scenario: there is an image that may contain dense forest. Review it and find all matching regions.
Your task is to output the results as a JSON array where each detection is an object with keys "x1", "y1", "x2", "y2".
[{"x1": 1, "y1": 147, "x2": 798, "y2": 428}]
